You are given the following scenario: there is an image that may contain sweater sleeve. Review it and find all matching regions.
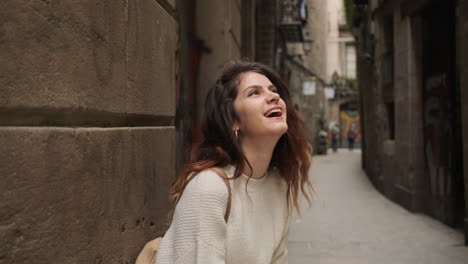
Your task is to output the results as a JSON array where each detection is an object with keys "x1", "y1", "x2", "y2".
[{"x1": 156, "y1": 170, "x2": 229, "y2": 264}]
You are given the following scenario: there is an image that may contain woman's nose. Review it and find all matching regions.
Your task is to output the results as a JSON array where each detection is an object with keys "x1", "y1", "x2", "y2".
[{"x1": 266, "y1": 90, "x2": 280, "y2": 103}]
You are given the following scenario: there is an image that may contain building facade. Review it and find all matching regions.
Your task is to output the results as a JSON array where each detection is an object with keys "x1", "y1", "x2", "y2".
[
  {"x1": 276, "y1": 0, "x2": 330, "y2": 152},
  {"x1": 326, "y1": 0, "x2": 360, "y2": 149},
  {"x1": 354, "y1": 0, "x2": 468, "y2": 243}
]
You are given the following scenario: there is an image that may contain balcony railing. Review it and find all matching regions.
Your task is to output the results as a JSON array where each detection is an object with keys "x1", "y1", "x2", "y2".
[
  {"x1": 279, "y1": 22, "x2": 304, "y2": 42},
  {"x1": 353, "y1": 0, "x2": 369, "y2": 5}
]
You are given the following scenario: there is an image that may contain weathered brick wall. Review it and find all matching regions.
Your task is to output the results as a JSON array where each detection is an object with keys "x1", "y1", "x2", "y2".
[{"x1": 0, "y1": 1, "x2": 177, "y2": 263}]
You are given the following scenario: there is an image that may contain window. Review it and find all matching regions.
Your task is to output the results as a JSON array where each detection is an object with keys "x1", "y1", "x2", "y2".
[
  {"x1": 382, "y1": 16, "x2": 394, "y2": 87},
  {"x1": 345, "y1": 44, "x2": 357, "y2": 78}
]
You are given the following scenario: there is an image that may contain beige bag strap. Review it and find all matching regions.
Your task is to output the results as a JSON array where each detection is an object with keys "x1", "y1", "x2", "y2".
[{"x1": 135, "y1": 237, "x2": 161, "y2": 264}]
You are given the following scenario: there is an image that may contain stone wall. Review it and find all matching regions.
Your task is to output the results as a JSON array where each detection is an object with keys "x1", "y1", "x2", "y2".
[
  {"x1": 0, "y1": 0, "x2": 177, "y2": 262},
  {"x1": 458, "y1": 0, "x2": 468, "y2": 244},
  {"x1": 286, "y1": 61, "x2": 327, "y2": 146},
  {"x1": 358, "y1": 2, "x2": 387, "y2": 192},
  {"x1": 255, "y1": 0, "x2": 278, "y2": 67},
  {"x1": 304, "y1": 0, "x2": 328, "y2": 80},
  {"x1": 391, "y1": 2, "x2": 426, "y2": 211},
  {"x1": 359, "y1": 0, "x2": 426, "y2": 211},
  {"x1": 196, "y1": 0, "x2": 243, "y2": 121},
  {"x1": 359, "y1": 0, "x2": 468, "y2": 243}
]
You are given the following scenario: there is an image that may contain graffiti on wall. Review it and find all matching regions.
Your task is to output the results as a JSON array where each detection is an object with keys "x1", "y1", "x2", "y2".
[{"x1": 340, "y1": 110, "x2": 361, "y2": 141}]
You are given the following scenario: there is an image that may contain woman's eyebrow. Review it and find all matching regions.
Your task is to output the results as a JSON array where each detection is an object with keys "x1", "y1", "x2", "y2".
[
  {"x1": 244, "y1": 85, "x2": 261, "y2": 90},
  {"x1": 243, "y1": 85, "x2": 261, "y2": 94}
]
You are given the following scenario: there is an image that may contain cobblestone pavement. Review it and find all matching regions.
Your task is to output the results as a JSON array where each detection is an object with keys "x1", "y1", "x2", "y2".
[{"x1": 287, "y1": 149, "x2": 468, "y2": 264}]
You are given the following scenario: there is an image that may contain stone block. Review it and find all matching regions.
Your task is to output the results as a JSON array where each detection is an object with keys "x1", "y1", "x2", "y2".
[
  {"x1": 230, "y1": 0, "x2": 241, "y2": 49},
  {"x1": 0, "y1": 0, "x2": 176, "y2": 116},
  {"x1": 0, "y1": 126, "x2": 175, "y2": 263},
  {"x1": 393, "y1": 184, "x2": 417, "y2": 211},
  {"x1": 127, "y1": 0, "x2": 177, "y2": 116},
  {"x1": 394, "y1": 76, "x2": 409, "y2": 101},
  {"x1": 196, "y1": 0, "x2": 243, "y2": 114},
  {"x1": 383, "y1": 139, "x2": 395, "y2": 156},
  {"x1": 395, "y1": 50, "x2": 409, "y2": 86},
  {"x1": 396, "y1": 142, "x2": 412, "y2": 186},
  {"x1": 394, "y1": 16, "x2": 408, "y2": 53},
  {"x1": 167, "y1": 0, "x2": 176, "y2": 9}
]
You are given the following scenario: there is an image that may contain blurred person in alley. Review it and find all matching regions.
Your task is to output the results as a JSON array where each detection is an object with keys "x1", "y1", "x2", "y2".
[
  {"x1": 347, "y1": 123, "x2": 357, "y2": 151},
  {"x1": 330, "y1": 123, "x2": 340, "y2": 152},
  {"x1": 156, "y1": 61, "x2": 313, "y2": 263}
]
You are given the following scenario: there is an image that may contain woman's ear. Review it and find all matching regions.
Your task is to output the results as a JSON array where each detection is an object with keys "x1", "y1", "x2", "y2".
[
  {"x1": 232, "y1": 122, "x2": 239, "y2": 132},
  {"x1": 232, "y1": 123, "x2": 240, "y2": 140}
]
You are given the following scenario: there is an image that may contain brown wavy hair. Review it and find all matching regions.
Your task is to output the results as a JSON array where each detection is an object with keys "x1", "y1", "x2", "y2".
[{"x1": 168, "y1": 61, "x2": 313, "y2": 222}]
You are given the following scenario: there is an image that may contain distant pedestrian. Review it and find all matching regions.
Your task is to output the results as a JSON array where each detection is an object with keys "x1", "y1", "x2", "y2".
[
  {"x1": 330, "y1": 124, "x2": 339, "y2": 152},
  {"x1": 155, "y1": 61, "x2": 314, "y2": 263},
  {"x1": 347, "y1": 124, "x2": 357, "y2": 151}
]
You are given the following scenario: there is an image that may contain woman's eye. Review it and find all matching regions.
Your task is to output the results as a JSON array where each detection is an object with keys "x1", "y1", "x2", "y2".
[{"x1": 248, "y1": 91, "x2": 259, "y2": 96}]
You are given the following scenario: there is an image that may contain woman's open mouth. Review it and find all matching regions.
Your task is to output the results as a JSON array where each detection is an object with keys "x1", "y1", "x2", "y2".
[{"x1": 264, "y1": 107, "x2": 283, "y2": 119}]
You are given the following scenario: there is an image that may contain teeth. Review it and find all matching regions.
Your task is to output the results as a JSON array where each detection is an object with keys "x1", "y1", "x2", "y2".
[{"x1": 265, "y1": 108, "x2": 282, "y2": 117}]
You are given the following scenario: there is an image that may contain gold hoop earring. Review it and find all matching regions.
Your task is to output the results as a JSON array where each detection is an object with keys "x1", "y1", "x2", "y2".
[{"x1": 235, "y1": 130, "x2": 238, "y2": 139}]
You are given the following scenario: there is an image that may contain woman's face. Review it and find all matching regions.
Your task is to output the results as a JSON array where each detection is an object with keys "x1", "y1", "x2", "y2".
[{"x1": 233, "y1": 71, "x2": 288, "y2": 139}]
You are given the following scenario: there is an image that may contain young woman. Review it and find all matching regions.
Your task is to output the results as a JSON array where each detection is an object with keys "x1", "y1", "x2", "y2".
[{"x1": 156, "y1": 61, "x2": 313, "y2": 264}]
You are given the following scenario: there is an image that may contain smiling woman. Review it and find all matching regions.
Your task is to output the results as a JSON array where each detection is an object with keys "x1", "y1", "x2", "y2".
[
  {"x1": 233, "y1": 71, "x2": 288, "y2": 145},
  {"x1": 155, "y1": 61, "x2": 313, "y2": 264}
]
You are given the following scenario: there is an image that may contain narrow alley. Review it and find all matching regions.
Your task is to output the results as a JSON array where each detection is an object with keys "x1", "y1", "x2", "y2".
[
  {"x1": 3, "y1": 1, "x2": 468, "y2": 262},
  {"x1": 288, "y1": 150, "x2": 468, "y2": 264}
]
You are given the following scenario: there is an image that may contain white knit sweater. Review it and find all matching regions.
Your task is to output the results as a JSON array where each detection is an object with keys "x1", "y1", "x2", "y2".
[{"x1": 155, "y1": 165, "x2": 290, "y2": 264}]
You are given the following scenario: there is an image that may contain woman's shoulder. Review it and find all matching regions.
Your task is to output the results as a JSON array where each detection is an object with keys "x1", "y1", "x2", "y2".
[{"x1": 183, "y1": 169, "x2": 230, "y2": 199}]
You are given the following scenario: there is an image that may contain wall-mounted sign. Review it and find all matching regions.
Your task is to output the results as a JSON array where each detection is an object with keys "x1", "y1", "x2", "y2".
[
  {"x1": 303, "y1": 80, "x2": 316, "y2": 95},
  {"x1": 324, "y1": 86, "x2": 335, "y2": 99}
]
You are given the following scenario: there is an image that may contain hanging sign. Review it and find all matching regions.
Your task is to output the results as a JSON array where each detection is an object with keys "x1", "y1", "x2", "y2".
[
  {"x1": 324, "y1": 86, "x2": 335, "y2": 99},
  {"x1": 303, "y1": 80, "x2": 316, "y2": 95}
]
